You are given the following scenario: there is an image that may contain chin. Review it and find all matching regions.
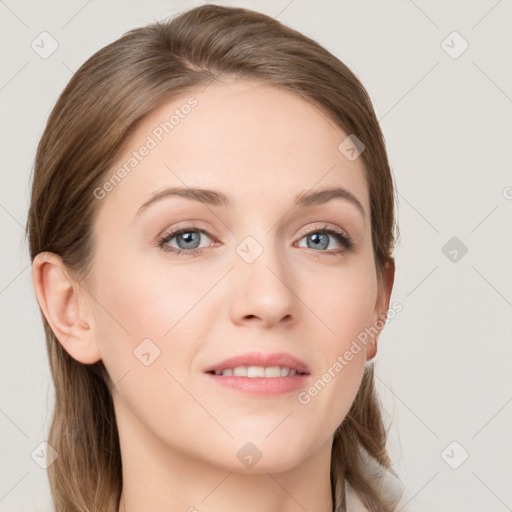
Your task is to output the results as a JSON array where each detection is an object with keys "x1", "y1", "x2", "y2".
[{"x1": 220, "y1": 433, "x2": 318, "y2": 475}]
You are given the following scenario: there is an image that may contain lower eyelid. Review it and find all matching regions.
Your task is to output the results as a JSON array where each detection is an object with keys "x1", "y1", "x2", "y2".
[
  {"x1": 159, "y1": 228, "x2": 214, "y2": 250},
  {"x1": 159, "y1": 226, "x2": 353, "y2": 254},
  {"x1": 296, "y1": 231, "x2": 352, "y2": 250}
]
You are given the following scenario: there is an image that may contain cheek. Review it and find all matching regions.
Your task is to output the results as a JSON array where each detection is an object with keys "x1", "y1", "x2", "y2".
[
  {"x1": 294, "y1": 262, "x2": 376, "y2": 429},
  {"x1": 87, "y1": 257, "x2": 206, "y2": 439},
  {"x1": 90, "y1": 249, "x2": 205, "y2": 340},
  {"x1": 88, "y1": 250, "x2": 221, "y2": 388},
  {"x1": 303, "y1": 258, "x2": 378, "y2": 344}
]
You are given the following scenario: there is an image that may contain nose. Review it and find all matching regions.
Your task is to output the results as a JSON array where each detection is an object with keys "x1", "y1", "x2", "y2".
[{"x1": 229, "y1": 239, "x2": 298, "y2": 329}]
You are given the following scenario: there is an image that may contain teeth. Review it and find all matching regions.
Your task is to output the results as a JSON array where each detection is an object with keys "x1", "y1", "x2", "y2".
[
  {"x1": 247, "y1": 366, "x2": 265, "y2": 377},
  {"x1": 233, "y1": 366, "x2": 247, "y2": 377},
  {"x1": 215, "y1": 366, "x2": 301, "y2": 377},
  {"x1": 264, "y1": 366, "x2": 281, "y2": 378}
]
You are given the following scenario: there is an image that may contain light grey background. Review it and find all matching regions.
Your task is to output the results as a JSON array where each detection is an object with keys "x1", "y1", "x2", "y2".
[{"x1": 1, "y1": 1, "x2": 511, "y2": 511}]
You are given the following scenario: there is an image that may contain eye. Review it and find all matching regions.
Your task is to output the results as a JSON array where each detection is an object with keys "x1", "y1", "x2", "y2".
[
  {"x1": 157, "y1": 223, "x2": 354, "y2": 257},
  {"x1": 295, "y1": 225, "x2": 354, "y2": 255},
  {"x1": 158, "y1": 227, "x2": 215, "y2": 256}
]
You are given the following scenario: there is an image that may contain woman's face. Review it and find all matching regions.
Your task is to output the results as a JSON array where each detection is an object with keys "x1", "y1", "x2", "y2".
[{"x1": 84, "y1": 78, "x2": 392, "y2": 473}]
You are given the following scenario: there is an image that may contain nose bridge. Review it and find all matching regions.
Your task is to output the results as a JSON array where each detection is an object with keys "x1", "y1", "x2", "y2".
[
  {"x1": 230, "y1": 227, "x2": 297, "y2": 326},
  {"x1": 232, "y1": 204, "x2": 284, "y2": 270},
  {"x1": 236, "y1": 227, "x2": 290, "y2": 289}
]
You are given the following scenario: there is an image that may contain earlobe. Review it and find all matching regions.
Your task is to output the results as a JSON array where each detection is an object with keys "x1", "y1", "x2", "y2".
[
  {"x1": 31, "y1": 252, "x2": 101, "y2": 364},
  {"x1": 366, "y1": 340, "x2": 377, "y2": 362},
  {"x1": 366, "y1": 258, "x2": 396, "y2": 362}
]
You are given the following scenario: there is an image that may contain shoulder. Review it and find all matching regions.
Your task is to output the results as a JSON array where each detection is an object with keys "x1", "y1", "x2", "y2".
[
  {"x1": 344, "y1": 453, "x2": 413, "y2": 512},
  {"x1": 345, "y1": 481, "x2": 370, "y2": 511},
  {"x1": 345, "y1": 479, "x2": 415, "y2": 511}
]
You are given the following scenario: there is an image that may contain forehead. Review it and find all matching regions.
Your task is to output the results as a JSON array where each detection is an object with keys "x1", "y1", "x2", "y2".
[{"x1": 97, "y1": 78, "x2": 369, "y2": 222}]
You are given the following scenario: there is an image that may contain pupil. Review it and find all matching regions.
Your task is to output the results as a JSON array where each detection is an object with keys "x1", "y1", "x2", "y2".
[
  {"x1": 179, "y1": 232, "x2": 200, "y2": 249},
  {"x1": 308, "y1": 233, "x2": 328, "y2": 250}
]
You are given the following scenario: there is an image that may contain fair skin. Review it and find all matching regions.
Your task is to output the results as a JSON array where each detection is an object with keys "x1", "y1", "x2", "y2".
[{"x1": 32, "y1": 78, "x2": 394, "y2": 512}]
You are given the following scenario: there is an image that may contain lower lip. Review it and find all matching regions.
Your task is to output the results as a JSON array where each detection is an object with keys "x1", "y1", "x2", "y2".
[{"x1": 205, "y1": 373, "x2": 310, "y2": 396}]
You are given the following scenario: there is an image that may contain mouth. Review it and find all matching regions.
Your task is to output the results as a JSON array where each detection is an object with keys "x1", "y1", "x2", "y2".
[
  {"x1": 206, "y1": 366, "x2": 308, "y2": 377},
  {"x1": 203, "y1": 351, "x2": 310, "y2": 376},
  {"x1": 203, "y1": 352, "x2": 310, "y2": 396}
]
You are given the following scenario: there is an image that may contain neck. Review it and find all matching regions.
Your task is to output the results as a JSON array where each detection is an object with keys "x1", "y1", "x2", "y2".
[{"x1": 115, "y1": 402, "x2": 334, "y2": 512}]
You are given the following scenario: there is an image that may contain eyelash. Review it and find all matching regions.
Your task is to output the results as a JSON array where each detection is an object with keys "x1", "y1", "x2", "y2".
[{"x1": 157, "y1": 224, "x2": 354, "y2": 257}]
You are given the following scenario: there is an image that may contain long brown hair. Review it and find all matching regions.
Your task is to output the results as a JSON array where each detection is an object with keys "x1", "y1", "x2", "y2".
[{"x1": 27, "y1": 5, "x2": 399, "y2": 511}]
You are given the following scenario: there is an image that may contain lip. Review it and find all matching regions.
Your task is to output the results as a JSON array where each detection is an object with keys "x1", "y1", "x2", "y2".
[
  {"x1": 203, "y1": 351, "x2": 311, "y2": 397},
  {"x1": 205, "y1": 372, "x2": 310, "y2": 396},
  {"x1": 203, "y1": 351, "x2": 310, "y2": 375}
]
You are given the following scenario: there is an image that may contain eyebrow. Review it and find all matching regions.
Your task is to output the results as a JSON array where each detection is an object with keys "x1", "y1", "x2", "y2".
[{"x1": 135, "y1": 185, "x2": 366, "y2": 219}]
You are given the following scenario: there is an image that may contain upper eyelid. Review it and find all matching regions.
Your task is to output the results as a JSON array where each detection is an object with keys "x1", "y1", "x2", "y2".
[
  {"x1": 160, "y1": 222, "x2": 348, "y2": 237},
  {"x1": 160, "y1": 225, "x2": 214, "y2": 240},
  {"x1": 159, "y1": 223, "x2": 350, "y2": 246}
]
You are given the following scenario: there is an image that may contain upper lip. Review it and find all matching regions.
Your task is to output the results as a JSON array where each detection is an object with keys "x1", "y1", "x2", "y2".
[{"x1": 203, "y1": 351, "x2": 310, "y2": 374}]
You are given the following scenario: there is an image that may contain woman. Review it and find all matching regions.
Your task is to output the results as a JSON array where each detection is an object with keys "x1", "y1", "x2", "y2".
[{"x1": 28, "y1": 4, "x2": 404, "y2": 511}]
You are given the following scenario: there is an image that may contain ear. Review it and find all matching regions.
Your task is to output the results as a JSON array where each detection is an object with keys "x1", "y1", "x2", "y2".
[
  {"x1": 366, "y1": 258, "x2": 395, "y2": 362},
  {"x1": 31, "y1": 252, "x2": 101, "y2": 364}
]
